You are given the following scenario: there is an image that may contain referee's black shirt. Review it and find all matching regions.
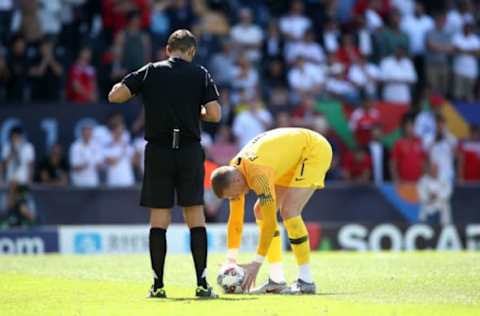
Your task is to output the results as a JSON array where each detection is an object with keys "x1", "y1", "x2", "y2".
[{"x1": 121, "y1": 57, "x2": 219, "y2": 144}]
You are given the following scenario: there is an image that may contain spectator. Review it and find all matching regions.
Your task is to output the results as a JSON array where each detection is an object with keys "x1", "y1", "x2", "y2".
[
  {"x1": 1, "y1": 126, "x2": 35, "y2": 185},
  {"x1": 451, "y1": 22, "x2": 480, "y2": 102},
  {"x1": 425, "y1": 12, "x2": 453, "y2": 95},
  {"x1": 263, "y1": 58, "x2": 287, "y2": 90},
  {"x1": 374, "y1": 10, "x2": 409, "y2": 60},
  {"x1": 445, "y1": 0, "x2": 475, "y2": 35},
  {"x1": 400, "y1": 1, "x2": 434, "y2": 85},
  {"x1": 132, "y1": 133, "x2": 146, "y2": 177},
  {"x1": 231, "y1": 54, "x2": 258, "y2": 99},
  {"x1": 291, "y1": 95, "x2": 325, "y2": 131},
  {"x1": 36, "y1": 143, "x2": 68, "y2": 186},
  {"x1": 112, "y1": 11, "x2": 151, "y2": 80},
  {"x1": 275, "y1": 111, "x2": 291, "y2": 128},
  {"x1": 418, "y1": 160, "x2": 452, "y2": 225},
  {"x1": 165, "y1": 0, "x2": 195, "y2": 31},
  {"x1": 0, "y1": 0, "x2": 14, "y2": 44},
  {"x1": 0, "y1": 53, "x2": 8, "y2": 101},
  {"x1": 363, "y1": 0, "x2": 384, "y2": 31},
  {"x1": 11, "y1": 0, "x2": 43, "y2": 44},
  {"x1": 150, "y1": 0, "x2": 170, "y2": 47},
  {"x1": 391, "y1": 115, "x2": 425, "y2": 183},
  {"x1": 325, "y1": 61, "x2": 358, "y2": 104},
  {"x1": 66, "y1": 47, "x2": 98, "y2": 103},
  {"x1": 102, "y1": 0, "x2": 150, "y2": 38},
  {"x1": 209, "y1": 40, "x2": 236, "y2": 87},
  {"x1": 414, "y1": 93, "x2": 445, "y2": 148},
  {"x1": 262, "y1": 20, "x2": 284, "y2": 61},
  {"x1": 457, "y1": 125, "x2": 480, "y2": 183},
  {"x1": 428, "y1": 114, "x2": 457, "y2": 182},
  {"x1": 379, "y1": 45, "x2": 417, "y2": 104},
  {"x1": 347, "y1": 54, "x2": 381, "y2": 98},
  {"x1": 6, "y1": 35, "x2": 28, "y2": 103},
  {"x1": 288, "y1": 56, "x2": 325, "y2": 96},
  {"x1": 321, "y1": 19, "x2": 340, "y2": 54},
  {"x1": 349, "y1": 95, "x2": 381, "y2": 147},
  {"x1": 335, "y1": 33, "x2": 361, "y2": 67},
  {"x1": 208, "y1": 126, "x2": 238, "y2": 166},
  {"x1": 369, "y1": 125, "x2": 391, "y2": 184},
  {"x1": 285, "y1": 29, "x2": 325, "y2": 65},
  {"x1": 28, "y1": 38, "x2": 64, "y2": 102},
  {"x1": 279, "y1": 0, "x2": 311, "y2": 42},
  {"x1": 93, "y1": 112, "x2": 131, "y2": 148},
  {"x1": 341, "y1": 147, "x2": 372, "y2": 183},
  {"x1": 203, "y1": 159, "x2": 222, "y2": 222},
  {"x1": 104, "y1": 123, "x2": 135, "y2": 187},
  {"x1": 38, "y1": 0, "x2": 63, "y2": 38},
  {"x1": 69, "y1": 123, "x2": 103, "y2": 187},
  {"x1": 232, "y1": 97, "x2": 273, "y2": 148},
  {"x1": 355, "y1": 15, "x2": 374, "y2": 58},
  {"x1": 230, "y1": 8, "x2": 263, "y2": 62},
  {"x1": 0, "y1": 183, "x2": 36, "y2": 228}
]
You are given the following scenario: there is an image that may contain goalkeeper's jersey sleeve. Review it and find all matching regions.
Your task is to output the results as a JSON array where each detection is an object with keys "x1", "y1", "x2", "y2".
[{"x1": 240, "y1": 160, "x2": 278, "y2": 257}]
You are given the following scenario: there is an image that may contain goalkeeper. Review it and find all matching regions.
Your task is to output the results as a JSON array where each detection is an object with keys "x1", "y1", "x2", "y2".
[{"x1": 211, "y1": 128, "x2": 332, "y2": 294}]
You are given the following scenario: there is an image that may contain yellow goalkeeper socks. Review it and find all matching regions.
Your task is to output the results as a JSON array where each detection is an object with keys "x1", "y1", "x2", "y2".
[
  {"x1": 284, "y1": 215, "x2": 312, "y2": 282},
  {"x1": 256, "y1": 220, "x2": 285, "y2": 283}
]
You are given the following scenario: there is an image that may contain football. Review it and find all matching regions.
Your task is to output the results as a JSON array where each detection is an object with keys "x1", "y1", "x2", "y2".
[{"x1": 217, "y1": 263, "x2": 246, "y2": 294}]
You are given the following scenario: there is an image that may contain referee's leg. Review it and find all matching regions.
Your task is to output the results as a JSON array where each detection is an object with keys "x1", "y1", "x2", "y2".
[
  {"x1": 183, "y1": 205, "x2": 207, "y2": 287},
  {"x1": 149, "y1": 208, "x2": 171, "y2": 294}
]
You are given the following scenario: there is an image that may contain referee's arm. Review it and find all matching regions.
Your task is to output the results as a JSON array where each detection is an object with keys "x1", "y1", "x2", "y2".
[
  {"x1": 108, "y1": 82, "x2": 133, "y2": 103},
  {"x1": 108, "y1": 63, "x2": 151, "y2": 103},
  {"x1": 201, "y1": 101, "x2": 221, "y2": 122}
]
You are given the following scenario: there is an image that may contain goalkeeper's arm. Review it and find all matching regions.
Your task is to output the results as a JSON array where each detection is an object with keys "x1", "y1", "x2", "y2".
[{"x1": 226, "y1": 194, "x2": 245, "y2": 262}]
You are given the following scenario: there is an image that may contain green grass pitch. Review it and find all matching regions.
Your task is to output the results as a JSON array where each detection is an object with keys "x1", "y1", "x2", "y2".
[{"x1": 1, "y1": 252, "x2": 479, "y2": 316}]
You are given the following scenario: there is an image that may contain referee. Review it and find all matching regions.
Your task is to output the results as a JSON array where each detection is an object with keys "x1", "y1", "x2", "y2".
[{"x1": 108, "y1": 29, "x2": 221, "y2": 299}]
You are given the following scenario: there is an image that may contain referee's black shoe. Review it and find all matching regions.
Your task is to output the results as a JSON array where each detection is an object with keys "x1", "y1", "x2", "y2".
[
  {"x1": 148, "y1": 286, "x2": 167, "y2": 298},
  {"x1": 195, "y1": 285, "x2": 219, "y2": 299}
]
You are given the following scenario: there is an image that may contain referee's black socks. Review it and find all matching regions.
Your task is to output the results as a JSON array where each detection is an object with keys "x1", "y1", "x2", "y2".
[
  {"x1": 190, "y1": 226, "x2": 208, "y2": 288},
  {"x1": 149, "y1": 227, "x2": 167, "y2": 290}
]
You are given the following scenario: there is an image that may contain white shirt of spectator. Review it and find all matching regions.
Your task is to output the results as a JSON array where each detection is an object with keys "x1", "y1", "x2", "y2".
[
  {"x1": 38, "y1": 0, "x2": 63, "y2": 35},
  {"x1": 348, "y1": 62, "x2": 380, "y2": 96},
  {"x1": 323, "y1": 31, "x2": 339, "y2": 53},
  {"x1": 133, "y1": 137, "x2": 147, "y2": 174},
  {"x1": 428, "y1": 132, "x2": 457, "y2": 182},
  {"x1": 414, "y1": 110, "x2": 436, "y2": 149},
  {"x1": 279, "y1": 14, "x2": 311, "y2": 41},
  {"x1": 358, "y1": 29, "x2": 373, "y2": 56},
  {"x1": 288, "y1": 62, "x2": 325, "y2": 93},
  {"x1": 104, "y1": 141, "x2": 135, "y2": 187},
  {"x1": 70, "y1": 139, "x2": 103, "y2": 187},
  {"x1": 446, "y1": 10, "x2": 474, "y2": 35},
  {"x1": 285, "y1": 41, "x2": 325, "y2": 64},
  {"x1": 417, "y1": 174, "x2": 452, "y2": 225},
  {"x1": 93, "y1": 125, "x2": 131, "y2": 147},
  {"x1": 392, "y1": 0, "x2": 415, "y2": 17},
  {"x1": 1, "y1": 141, "x2": 35, "y2": 184},
  {"x1": 231, "y1": 67, "x2": 259, "y2": 92},
  {"x1": 325, "y1": 77, "x2": 357, "y2": 96},
  {"x1": 380, "y1": 56, "x2": 417, "y2": 104},
  {"x1": 401, "y1": 14, "x2": 434, "y2": 55},
  {"x1": 0, "y1": 0, "x2": 13, "y2": 10},
  {"x1": 365, "y1": 9, "x2": 383, "y2": 31},
  {"x1": 233, "y1": 109, "x2": 273, "y2": 148},
  {"x1": 231, "y1": 23, "x2": 263, "y2": 60},
  {"x1": 452, "y1": 32, "x2": 480, "y2": 79}
]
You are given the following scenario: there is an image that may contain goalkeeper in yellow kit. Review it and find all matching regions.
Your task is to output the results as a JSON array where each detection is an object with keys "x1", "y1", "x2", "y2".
[{"x1": 211, "y1": 128, "x2": 332, "y2": 294}]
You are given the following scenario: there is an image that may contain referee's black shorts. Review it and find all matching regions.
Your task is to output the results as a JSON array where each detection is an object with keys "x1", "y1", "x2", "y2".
[{"x1": 140, "y1": 141, "x2": 205, "y2": 208}]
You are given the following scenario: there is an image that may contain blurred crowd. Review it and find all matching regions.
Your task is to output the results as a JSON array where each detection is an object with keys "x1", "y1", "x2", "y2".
[{"x1": 1, "y1": 0, "x2": 480, "y2": 226}]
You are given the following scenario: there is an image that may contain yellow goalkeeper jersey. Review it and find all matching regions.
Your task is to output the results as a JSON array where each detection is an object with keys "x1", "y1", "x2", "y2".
[{"x1": 227, "y1": 128, "x2": 332, "y2": 257}]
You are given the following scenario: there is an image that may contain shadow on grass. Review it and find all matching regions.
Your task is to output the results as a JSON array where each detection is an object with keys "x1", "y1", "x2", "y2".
[{"x1": 149, "y1": 297, "x2": 258, "y2": 302}]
